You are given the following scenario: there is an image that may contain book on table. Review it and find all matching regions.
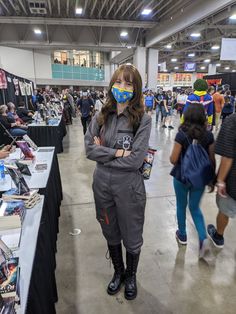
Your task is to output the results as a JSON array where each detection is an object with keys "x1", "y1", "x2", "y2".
[
  {"x1": 0, "y1": 257, "x2": 19, "y2": 299},
  {"x1": 16, "y1": 141, "x2": 35, "y2": 160},
  {"x1": 4, "y1": 165, "x2": 30, "y2": 195},
  {"x1": 0, "y1": 201, "x2": 25, "y2": 230},
  {"x1": 2, "y1": 189, "x2": 38, "y2": 202}
]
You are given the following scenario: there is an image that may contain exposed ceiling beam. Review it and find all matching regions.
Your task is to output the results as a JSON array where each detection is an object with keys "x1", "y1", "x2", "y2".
[
  {"x1": 113, "y1": 0, "x2": 126, "y2": 18},
  {"x1": 57, "y1": 0, "x2": 60, "y2": 16},
  {"x1": 18, "y1": 0, "x2": 27, "y2": 15},
  {"x1": 8, "y1": 0, "x2": 17, "y2": 13},
  {"x1": 146, "y1": 0, "x2": 236, "y2": 47},
  {"x1": 121, "y1": 0, "x2": 136, "y2": 17},
  {"x1": 151, "y1": 0, "x2": 172, "y2": 18},
  {"x1": 0, "y1": 17, "x2": 156, "y2": 28},
  {"x1": 98, "y1": 0, "x2": 108, "y2": 18},
  {"x1": 149, "y1": 0, "x2": 166, "y2": 18},
  {"x1": 0, "y1": 0, "x2": 10, "y2": 13},
  {"x1": 129, "y1": 0, "x2": 146, "y2": 18},
  {"x1": 0, "y1": 42, "x2": 131, "y2": 51},
  {"x1": 106, "y1": 0, "x2": 116, "y2": 17},
  {"x1": 47, "y1": 0, "x2": 52, "y2": 15},
  {"x1": 136, "y1": 0, "x2": 155, "y2": 18},
  {"x1": 84, "y1": 0, "x2": 89, "y2": 14},
  {"x1": 90, "y1": 0, "x2": 97, "y2": 17},
  {"x1": 158, "y1": 0, "x2": 185, "y2": 20},
  {"x1": 66, "y1": 0, "x2": 69, "y2": 16}
]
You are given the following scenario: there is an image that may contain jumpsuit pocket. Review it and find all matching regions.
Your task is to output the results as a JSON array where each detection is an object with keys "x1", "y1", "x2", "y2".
[{"x1": 129, "y1": 184, "x2": 146, "y2": 202}]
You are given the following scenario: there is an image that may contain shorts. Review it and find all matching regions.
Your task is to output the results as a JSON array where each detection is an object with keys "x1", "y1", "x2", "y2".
[
  {"x1": 166, "y1": 108, "x2": 173, "y2": 116},
  {"x1": 216, "y1": 193, "x2": 236, "y2": 218},
  {"x1": 145, "y1": 106, "x2": 153, "y2": 112}
]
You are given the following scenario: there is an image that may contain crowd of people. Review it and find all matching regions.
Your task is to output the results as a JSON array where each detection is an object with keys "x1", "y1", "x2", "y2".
[{"x1": 1, "y1": 66, "x2": 236, "y2": 302}]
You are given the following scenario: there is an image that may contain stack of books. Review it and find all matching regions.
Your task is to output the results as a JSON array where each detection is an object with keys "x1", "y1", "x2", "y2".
[{"x1": 2, "y1": 189, "x2": 40, "y2": 209}]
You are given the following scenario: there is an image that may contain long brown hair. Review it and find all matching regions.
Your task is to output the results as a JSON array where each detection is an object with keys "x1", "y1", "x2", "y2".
[{"x1": 98, "y1": 64, "x2": 144, "y2": 127}]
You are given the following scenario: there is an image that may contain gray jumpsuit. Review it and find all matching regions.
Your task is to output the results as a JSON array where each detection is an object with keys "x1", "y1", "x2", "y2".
[{"x1": 84, "y1": 110, "x2": 152, "y2": 254}]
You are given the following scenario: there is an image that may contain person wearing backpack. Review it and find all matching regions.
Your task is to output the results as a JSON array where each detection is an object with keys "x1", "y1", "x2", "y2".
[{"x1": 170, "y1": 103, "x2": 215, "y2": 258}]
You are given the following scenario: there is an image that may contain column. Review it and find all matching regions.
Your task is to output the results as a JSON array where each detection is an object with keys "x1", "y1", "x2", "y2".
[
  {"x1": 208, "y1": 64, "x2": 216, "y2": 75},
  {"x1": 133, "y1": 46, "x2": 147, "y2": 88},
  {"x1": 147, "y1": 48, "x2": 159, "y2": 91}
]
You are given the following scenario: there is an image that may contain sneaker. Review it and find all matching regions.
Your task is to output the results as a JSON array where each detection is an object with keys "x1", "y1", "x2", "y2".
[
  {"x1": 207, "y1": 224, "x2": 224, "y2": 248},
  {"x1": 199, "y1": 238, "x2": 210, "y2": 259},
  {"x1": 175, "y1": 230, "x2": 187, "y2": 245},
  {"x1": 162, "y1": 124, "x2": 167, "y2": 128}
]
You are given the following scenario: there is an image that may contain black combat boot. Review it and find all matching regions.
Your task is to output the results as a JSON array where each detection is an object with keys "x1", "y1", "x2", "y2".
[
  {"x1": 124, "y1": 251, "x2": 140, "y2": 300},
  {"x1": 107, "y1": 244, "x2": 125, "y2": 295}
]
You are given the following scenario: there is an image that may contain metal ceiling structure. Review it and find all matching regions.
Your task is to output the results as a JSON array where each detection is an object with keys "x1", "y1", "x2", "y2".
[{"x1": 0, "y1": 0, "x2": 236, "y2": 73}]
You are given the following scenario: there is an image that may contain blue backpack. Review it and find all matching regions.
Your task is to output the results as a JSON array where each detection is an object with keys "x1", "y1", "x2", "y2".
[{"x1": 181, "y1": 135, "x2": 214, "y2": 189}]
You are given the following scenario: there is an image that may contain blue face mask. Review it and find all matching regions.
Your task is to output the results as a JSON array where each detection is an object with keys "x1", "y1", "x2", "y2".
[{"x1": 111, "y1": 86, "x2": 134, "y2": 103}]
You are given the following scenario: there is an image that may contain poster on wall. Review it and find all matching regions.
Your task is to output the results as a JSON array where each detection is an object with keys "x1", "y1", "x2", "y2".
[
  {"x1": 221, "y1": 38, "x2": 236, "y2": 60},
  {"x1": 157, "y1": 73, "x2": 170, "y2": 86},
  {"x1": 173, "y1": 73, "x2": 192, "y2": 85},
  {"x1": 184, "y1": 62, "x2": 196, "y2": 72}
]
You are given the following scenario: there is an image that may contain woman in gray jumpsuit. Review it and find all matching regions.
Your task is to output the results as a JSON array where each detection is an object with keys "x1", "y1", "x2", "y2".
[{"x1": 85, "y1": 64, "x2": 151, "y2": 300}]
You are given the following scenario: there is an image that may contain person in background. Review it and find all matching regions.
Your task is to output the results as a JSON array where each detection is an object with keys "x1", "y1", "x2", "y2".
[
  {"x1": 16, "y1": 101, "x2": 34, "y2": 123},
  {"x1": 176, "y1": 90, "x2": 188, "y2": 118},
  {"x1": 213, "y1": 86, "x2": 225, "y2": 131},
  {"x1": 65, "y1": 89, "x2": 76, "y2": 118},
  {"x1": 0, "y1": 105, "x2": 27, "y2": 137},
  {"x1": 207, "y1": 113, "x2": 236, "y2": 248},
  {"x1": 155, "y1": 90, "x2": 164, "y2": 126},
  {"x1": 183, "y1": 79, "x2": 214, "y2": 129},
  {"x1": 221, "y1": 90, "x2": 234, "y2": 122},
  {"x1": 165, "y1": 90, "x2": 174, "y2": 129},
  {"x1": 95, "y1": 94, "x2": 105, "y2": 112},
  {"x1": 7, "y1": 102, "x2": 25, "y2": 125},
  {"x1": 85, "y1": 64, "x2": 151, "y2": 300},
  {"x1": 170, "y1": 103, "x2": 215, "y2": 258},
  {"x1": 208, "y1": 86, "x2": 215, "y2": 131},
  {"x1": 144, "y1": 90, "x2": 155, "y2": 116},
  {"x1": 161, "y1": 91, "x2": 169, "y2": 128},
  {"x1": 77, "y1": 91, "x2": 94, "y2": 135}
]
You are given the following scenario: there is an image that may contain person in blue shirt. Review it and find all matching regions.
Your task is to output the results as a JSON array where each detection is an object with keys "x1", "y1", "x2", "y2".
[
  {"x1": 144, "y1": 90, "x2": 154, "y2": 116},
  {"x1": 221, "y1": 90, "x2": 235, "y2": 122},
  {"x1": 183, "y1": 79, "x2": 214, "y2": 128}
]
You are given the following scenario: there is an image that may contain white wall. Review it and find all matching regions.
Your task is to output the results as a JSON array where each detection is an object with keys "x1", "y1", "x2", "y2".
[
  {"x1": 33, "y1": 50, "x2": 52, "y2": 80},
  {"x1": 0, "y1": 46, "x2": 35, "y2": 79}
]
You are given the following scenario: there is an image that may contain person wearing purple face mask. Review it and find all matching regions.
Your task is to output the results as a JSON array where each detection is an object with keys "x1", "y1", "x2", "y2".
[{"x1": 84, "y1": 64, "x2": 151, "y2": 300}]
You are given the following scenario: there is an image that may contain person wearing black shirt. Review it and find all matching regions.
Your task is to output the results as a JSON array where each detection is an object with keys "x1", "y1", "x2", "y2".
[
  {"x1": 207, "y1": 113, "x2": 236, "y2": 248},
  {"x1": 16, "y1": 102, "x2": 34, "y2": 123},
  {"x1": 77, "y1": 92, "x2": 94, "y2": 135}
]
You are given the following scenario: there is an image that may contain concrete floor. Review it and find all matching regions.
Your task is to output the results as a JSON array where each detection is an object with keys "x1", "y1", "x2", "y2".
[{"x1": 56, "y1": 114, "x2": 236, "y2": 314}]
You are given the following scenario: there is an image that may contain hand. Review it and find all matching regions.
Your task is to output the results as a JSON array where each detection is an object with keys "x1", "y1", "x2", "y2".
[
  {"x1": 0, "y1": 151, "x2": 9, "y2": 159},
  {"x1": 16, "y1": 121, "x2": 21, "y2": 126},
  {"x1": 2, "y1": 145, "x2": 11, "y2": 152},
  {"x1": 123, "y1": 150, "x2": 131, "y2": 157},
  {"x1": 94, "y1": 136, "x2": 101, "y2": 146},
  {"x1": 217, "y1": 182, "x2": 227, "y2": 198}
]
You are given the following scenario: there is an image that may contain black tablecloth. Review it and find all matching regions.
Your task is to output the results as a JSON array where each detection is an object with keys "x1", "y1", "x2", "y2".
[
  {"x1": 28, "y1": 118, "x2": 67, "y2": 154},
  {"x1": 26, "y1": 152, "x2": 62, "y2": 314}
]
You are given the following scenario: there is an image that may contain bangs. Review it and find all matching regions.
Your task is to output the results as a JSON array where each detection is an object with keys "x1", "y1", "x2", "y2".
[{"x1": 112, "y1": 65, "x2": 134, "y2": 83}]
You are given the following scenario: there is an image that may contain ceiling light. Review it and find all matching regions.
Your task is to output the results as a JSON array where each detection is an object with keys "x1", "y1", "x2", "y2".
[
  {"x1": 166, "y1": 44, "x2": 172, "y2": 49},
  {"x1": 229, "y1": 14, "x2": 236, "y2": 20},
  {"x1": 171, "y1": 58, "x2": 177, "y2": 62},
  {"x1": 75, "y1": 8, "x2": 83, "y2": 14},
  {"x1": 120, "y1": 31, "x2": 128, "y2": 37},
  {"x1": 163, "y1": 69, "x2": 168, "y2": 72},
  {"x1": 225, "y1": 67, "x2": 230, "y2": 70},
  {"x1": 190, "y1": 33, "x2": 201, "y2": 37},
  {"x1": 34, "y1": 29, "x2": 42, "y2": 35},
  {"x1": 126, "y1": 63, "x2": 132, "y2": 65},
  {"x1": 216, "y1": 63, "x2": 221, "y2": 67},
  {"x1": 127, "y1": 46, "x2": 132, "y2": 49},
  {"x1": 232, "y1": 70, "x2": 236, "y2": 72},
  {"x1": 158, "y1": 63, "x2": 161, "y2": 66},
  {"x1": 174, "y1": 66, "x2": 179, "y2": 70},
  {"x1": 211, "y1": 45, "x2": 220, "y2": 50},
  {"x1": 141, "y1": 8, "x2": 152, "y2": 15},
  {"x1": 200, "y1": 66, "x2": 206, "y2": 70},
  {"x1": 188, "y1": 53, "x2": 195, "y2": 57},
  {"x1": 204, "y1": 59, "x2": 211, "y2": 63}
]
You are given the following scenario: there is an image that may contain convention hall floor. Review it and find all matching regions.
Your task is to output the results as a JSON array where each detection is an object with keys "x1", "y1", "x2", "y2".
[{"x1": 56, "y1": 113, "x2": 236, "y2": 314}]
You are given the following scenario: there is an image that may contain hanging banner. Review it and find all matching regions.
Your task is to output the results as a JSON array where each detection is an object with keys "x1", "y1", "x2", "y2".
[
  {"x1": 184, "y1": 62, "x2": 196, "y2": 72},
  {"x1": 13, "y1": 78, "x2": 19, "y2": 95},
  {"x1": 19, "y1": 81, "x2": 26, "y2": 96},
  {"x1": 0, "y1": 69, "x2": 7, "y2": 89},
  {"x1": 206, "y1": 79, "x2": 222, "y2": 85}
]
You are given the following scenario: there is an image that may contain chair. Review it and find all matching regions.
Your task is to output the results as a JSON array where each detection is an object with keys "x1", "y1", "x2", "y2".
[{"x1": 0, "y1": 121, "x2": 19, "y2": 145}]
